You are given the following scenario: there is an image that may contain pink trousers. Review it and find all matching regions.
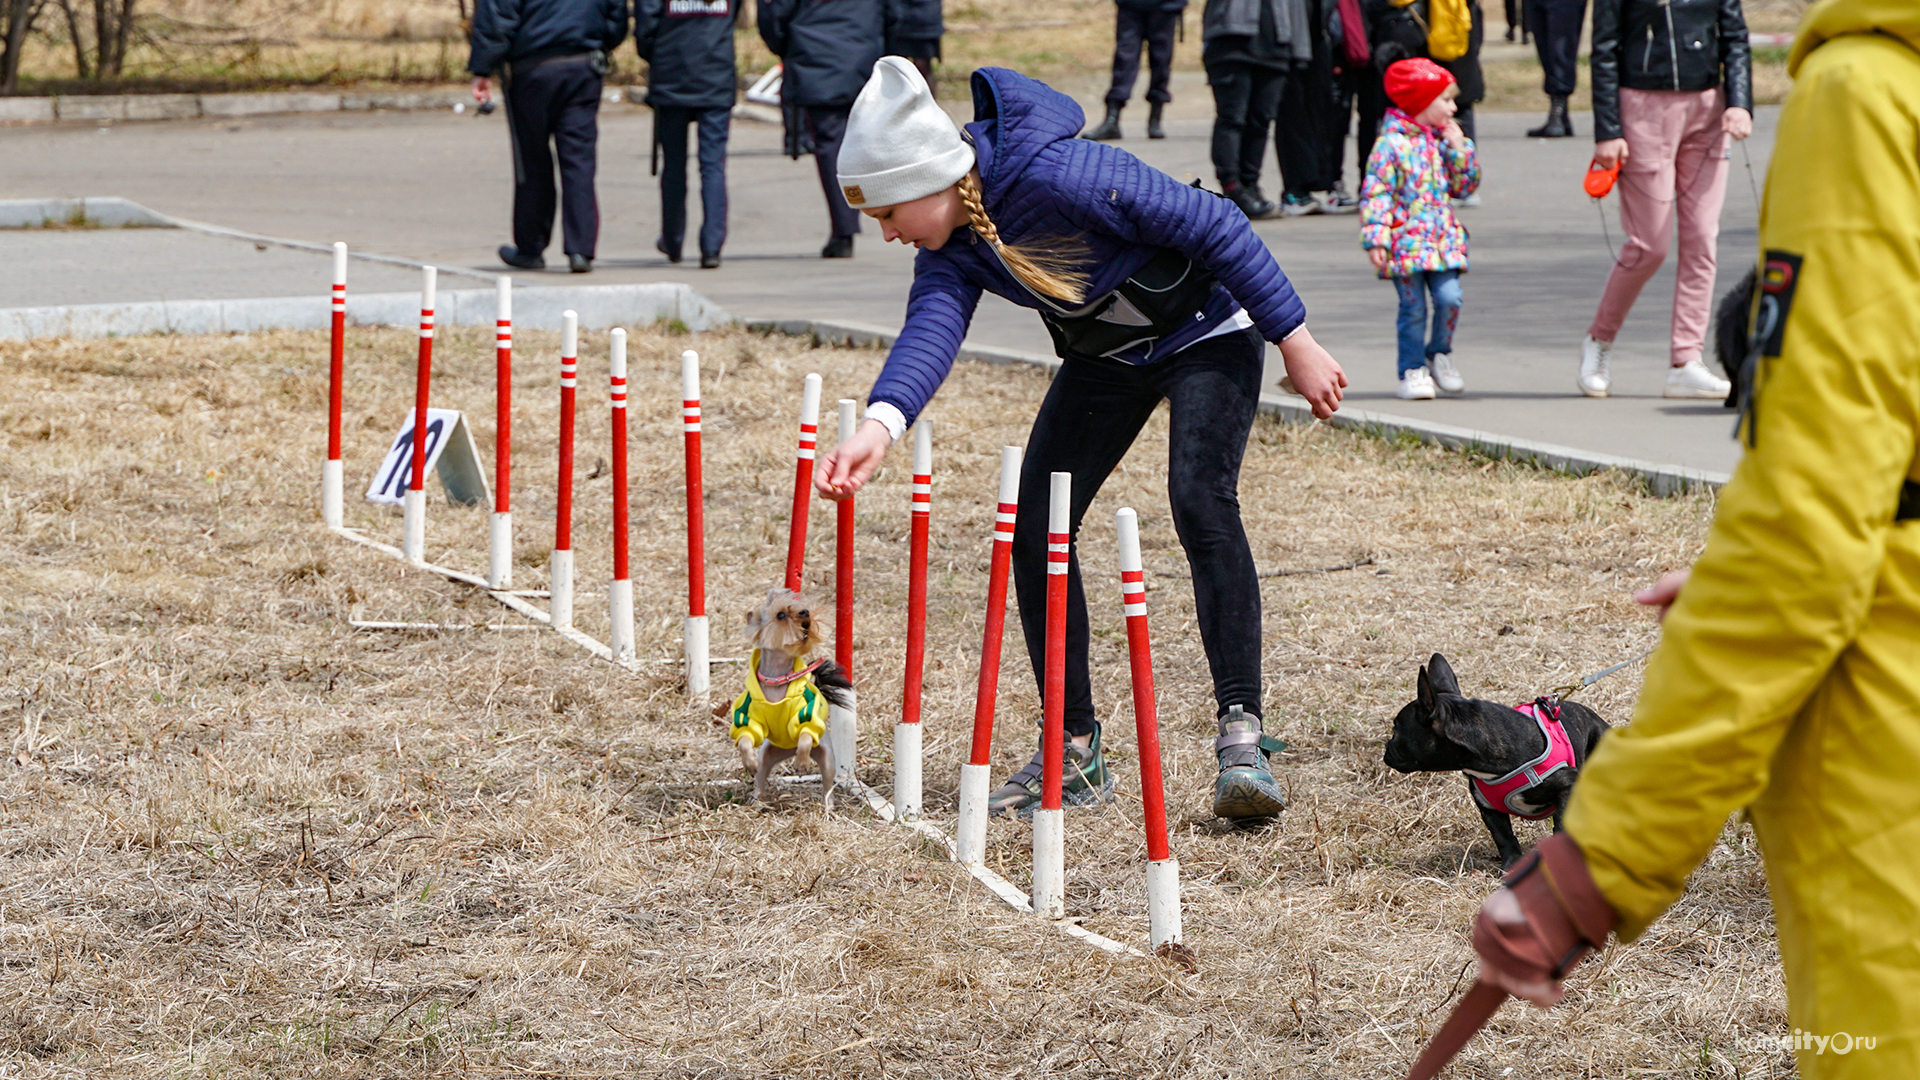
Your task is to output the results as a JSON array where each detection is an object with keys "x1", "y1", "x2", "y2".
[{"x1": 1587, "y1": 87, "x2": 1730, "y2": 367}]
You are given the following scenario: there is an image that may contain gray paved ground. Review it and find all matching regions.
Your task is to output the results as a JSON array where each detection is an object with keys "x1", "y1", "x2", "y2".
[{"x1": 1, "y1": 80, "x2": 1775, "y2": 477}]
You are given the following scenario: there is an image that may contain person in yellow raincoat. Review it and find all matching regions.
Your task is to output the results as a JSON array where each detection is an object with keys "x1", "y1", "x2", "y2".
[{"x1": 1456, "y1": 3, "x2": 1920, "y2": 1076}]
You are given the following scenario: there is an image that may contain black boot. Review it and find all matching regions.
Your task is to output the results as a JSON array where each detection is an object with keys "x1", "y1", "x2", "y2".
[
  {"x1": 1222, "y1": 181, "x2": 1275, "y2": 220},
  {"x1": 1526, "y1": 95, "x2": 1574, "y2": 138},
  {"x1": 1147, "y1": 101, "x2": 1166, "y2": 139},
  {"x1": 1082, "y1": 103, "x2": 1123, "y2": 141}
]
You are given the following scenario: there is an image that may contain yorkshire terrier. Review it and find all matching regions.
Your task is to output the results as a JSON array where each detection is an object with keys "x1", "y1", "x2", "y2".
[{"x1": 718, "y1": 589, "x2": 854, "y2": 802}]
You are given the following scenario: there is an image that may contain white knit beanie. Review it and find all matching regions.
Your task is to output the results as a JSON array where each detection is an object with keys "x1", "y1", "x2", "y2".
[{"x1": 837, "y1": 56, "x2": 976, "y2": 210}]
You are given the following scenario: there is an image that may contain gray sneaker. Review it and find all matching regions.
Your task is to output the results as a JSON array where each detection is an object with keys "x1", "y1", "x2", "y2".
[
  {"x1": 987, "y1": 723, "x2": 1114, "y2": 819},
  {"x1": 1212, "y1": 705, "x2": 1287, "y2": 820}
]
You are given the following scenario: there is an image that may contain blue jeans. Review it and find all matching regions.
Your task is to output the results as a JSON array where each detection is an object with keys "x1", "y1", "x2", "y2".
[
  {"x1": 653, "y1": 104, "x2": 730, "y2": 259},
  {"x1": 1394, "y1": 270, "x2": 1463, "y2": 376}
]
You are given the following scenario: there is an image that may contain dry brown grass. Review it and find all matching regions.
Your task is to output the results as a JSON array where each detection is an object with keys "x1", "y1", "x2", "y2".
[
  {"x1": 9, "y1": 0, "x2": 1808, "y2": 104},
  {"x1": 0, "y1": 324, "x2": 1796, "y2": 1078}
]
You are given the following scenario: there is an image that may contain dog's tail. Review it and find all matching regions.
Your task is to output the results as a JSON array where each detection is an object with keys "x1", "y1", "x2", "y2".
[{"x1": 811, "y1": 661, "x2": 854, "y2": 710}]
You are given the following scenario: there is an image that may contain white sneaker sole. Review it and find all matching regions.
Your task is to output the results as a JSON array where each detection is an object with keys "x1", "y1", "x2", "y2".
[
  {"x1": 1578, "y1": 380, "x2": 1610, "y2": 399},
  {"x1": 1664, "y1": 384, "x2": 1728, "y2": 399}
]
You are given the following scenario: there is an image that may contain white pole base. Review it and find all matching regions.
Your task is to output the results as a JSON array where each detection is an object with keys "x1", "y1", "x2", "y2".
[
  {"x1": 1032, "y1": 807, "x2": 1065, "y2": 919},
  {"x1": 828, "y1": 691, "x2": 857, "y2": 787},
  {"x1": 609, "y1": 578, "x2": 635, "y2": 661},
  {"x1": 1147, "y1": 857, "x2": 1183, "y2": 950},
  {"x1": 548, "y1": 549, "x2": 574, "y2": 631},
  {"x1": 322, "y1": 459, "x2": 343, "y2": 528},
  {"x1": 956, "y1": 762, "x2": 991, "y2": 867},
  {"x1": 684, "y1": 614, "x2": 710, "y2": 695},
  {"x1": 488, "y1": 511, "x2": 513, "y2": 589},
  {"x1": 893, "y1": 722, "x2": 923, "y2": 822},
  {"x1": 401, "y1": 489, "x2": 425, "y2": 562}
]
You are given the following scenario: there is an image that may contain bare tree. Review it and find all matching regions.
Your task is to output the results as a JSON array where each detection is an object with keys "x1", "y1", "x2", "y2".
[
  {"x1": 55, "y1": 0, "x2": 137, "y2": 80},
  {"x1": 2, "y1": 0, "x2": 49, "y2": 94}
]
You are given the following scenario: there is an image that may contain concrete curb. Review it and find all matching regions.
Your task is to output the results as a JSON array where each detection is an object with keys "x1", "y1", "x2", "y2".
[
  {"x1": 0, "y1": 87, "x2": 467, "y2": 126},
  {"x1": 746, "y1": 317, "x2": 1730, "y2": 497},
  {"x1": 0, "y1": 85, "x2": 658, "y2": 126},
  {"x1": 0, "y1": 196, "x2": 174, "y2": 228},
  {"x1": 1, "y1": 283, "x2": 729, "y2": 342}
]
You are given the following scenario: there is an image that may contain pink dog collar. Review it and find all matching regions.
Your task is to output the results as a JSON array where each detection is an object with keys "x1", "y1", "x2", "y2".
[{"x1": 1468, "y1": 700, "x2": 1576, "y2": 820}]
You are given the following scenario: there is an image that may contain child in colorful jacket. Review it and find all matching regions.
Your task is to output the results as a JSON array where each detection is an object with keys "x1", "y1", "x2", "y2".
[{"x1": 1359, "y1": 58, "x2": 1480, "y2": 400}]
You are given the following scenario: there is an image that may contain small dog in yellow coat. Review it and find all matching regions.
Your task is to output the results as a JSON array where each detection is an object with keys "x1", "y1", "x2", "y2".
[{"x1": 724, "y1": 589, "x2": 853, "y2": 802}]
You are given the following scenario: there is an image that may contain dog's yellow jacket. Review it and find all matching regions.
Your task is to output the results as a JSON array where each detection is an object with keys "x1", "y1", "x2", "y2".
[
  {"x1": 728, "y1": 650, "x2": 829, "y2": 750},
  {"x1": 1566, "y1": 6, "x2": 1920, "y2": 1073}
]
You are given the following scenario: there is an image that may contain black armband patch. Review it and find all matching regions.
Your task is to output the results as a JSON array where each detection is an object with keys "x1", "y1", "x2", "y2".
[{"x1": 1756, "y1": 250, "x2": 1802, "y2": 358}]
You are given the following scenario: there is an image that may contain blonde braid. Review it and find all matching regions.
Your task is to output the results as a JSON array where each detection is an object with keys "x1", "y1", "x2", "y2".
[{"x1": 956, "y1": 172, "x2": 1090, "y2": 305}]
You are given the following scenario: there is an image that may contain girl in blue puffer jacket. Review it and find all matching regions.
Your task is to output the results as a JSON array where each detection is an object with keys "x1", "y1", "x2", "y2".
[{"x1": 814, "y1": 57, "x2": 1347, "y2": 823}]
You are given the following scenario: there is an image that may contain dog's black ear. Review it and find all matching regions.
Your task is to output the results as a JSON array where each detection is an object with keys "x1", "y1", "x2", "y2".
[
  {"x1": 1426, "y1": 653, "x2": 1461, "y2": 697},
  {"x1": 1417, "y1": 664, "x2": 1436, "y2": 710}
]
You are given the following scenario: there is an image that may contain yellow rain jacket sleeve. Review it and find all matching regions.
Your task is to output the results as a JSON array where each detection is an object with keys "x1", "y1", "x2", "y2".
[{"x1": 1564, "y1": 0, "x2": 1920, "y2": 1067}]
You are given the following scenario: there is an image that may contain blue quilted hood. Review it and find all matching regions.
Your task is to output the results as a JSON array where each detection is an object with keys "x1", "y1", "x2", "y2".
[{"x1": 965, "y1": 67, "x2": 1086, "y2": 210}]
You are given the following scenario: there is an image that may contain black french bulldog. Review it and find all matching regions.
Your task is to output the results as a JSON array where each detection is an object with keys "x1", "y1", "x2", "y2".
[{"x1": 1383, "y1": 653, "x2": 1611, "y2": 870}]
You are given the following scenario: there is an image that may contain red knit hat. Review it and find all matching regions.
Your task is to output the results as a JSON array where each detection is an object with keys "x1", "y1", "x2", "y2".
[{"x1": 1384, "y1": 58, "x2": 1456, "y2": 117}]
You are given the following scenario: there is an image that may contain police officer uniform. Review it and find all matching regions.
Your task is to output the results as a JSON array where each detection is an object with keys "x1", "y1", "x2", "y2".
[
  {"x1": 469, "y1": 0, "x2": 631, "y2": 272},
  {"x1": 1087, "y1": 0, "x2": 1188, "y2": 140},
  {"x1": 636, "y1": 0, "x2": 736, "y2": 268},
  {"x1": 885, "y1": 0, "x2": 944, "y2": 97},
  {"x1": 758, "y1": 0, "x2": 889, "y2": 256}
]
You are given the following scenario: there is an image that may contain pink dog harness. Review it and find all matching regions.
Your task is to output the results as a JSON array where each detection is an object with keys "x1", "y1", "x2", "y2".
[{"x1": 1468, "y1": 699, "x2": 1576, "y2": 819}]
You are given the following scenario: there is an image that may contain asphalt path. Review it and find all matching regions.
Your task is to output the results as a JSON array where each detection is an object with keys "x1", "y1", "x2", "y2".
[{"x1": 1, "y1": 86, "x2": 1776, "y2": 477}]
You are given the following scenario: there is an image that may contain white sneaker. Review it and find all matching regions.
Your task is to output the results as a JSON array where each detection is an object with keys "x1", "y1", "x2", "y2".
[
  {"x1": 1665, "y1": 358, "x2": 1732, "y2": 399},
  {"x1": 1396, "y1": 368, "x2": 1438, "y2": 400},
  {"x1": 1429, "y1": 354, "x2": 1465, "y2": 394},
  {"x1": 1578, "y1": 336, "x2": 1612, "y2": 398}
]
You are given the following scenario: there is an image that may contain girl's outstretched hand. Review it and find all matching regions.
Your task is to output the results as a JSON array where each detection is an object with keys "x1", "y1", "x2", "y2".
[
  {"x1": 1277, "y1": 327, "x2": 1347, "y2": 420},
  {"x1": 814, "y1": 417, "x2": 894, "y2": 500}
]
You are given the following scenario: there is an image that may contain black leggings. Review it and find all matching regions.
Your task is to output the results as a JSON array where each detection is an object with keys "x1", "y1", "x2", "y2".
[{"x1": 1011, "y1": 327, "x2": 1266, "y2": 739}]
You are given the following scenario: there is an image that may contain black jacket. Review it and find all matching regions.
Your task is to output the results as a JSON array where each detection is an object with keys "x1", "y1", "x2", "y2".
[
  {"x1": 468, "y1": 0, "x2": 631, "y2": 76},
  {"x1": 635, "y1": 0, "x2": 738, "y2": 108},
  {"x1": 886, "y1": 0, "x2": 944, "y2": 42},
  {"x1": 1591, "y1": 0, "x2": 1751, "y2": 142},
  {"x1": 757, "y1": 0, "x2": 889, "y2": 107}
]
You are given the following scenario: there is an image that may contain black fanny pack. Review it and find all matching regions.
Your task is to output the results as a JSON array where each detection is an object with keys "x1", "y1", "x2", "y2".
[{"x1": 1040, "y1": 248, "x2": 1220, "y2": 363}]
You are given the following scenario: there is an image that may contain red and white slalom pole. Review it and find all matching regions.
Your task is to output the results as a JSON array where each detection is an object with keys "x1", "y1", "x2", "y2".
[
  {"x1": 784, "y1": 373, "x2": 822, "y2": 593},
  {"x1": 1117, "y1": 507, "x2": 1182, "y2": 951},
  {"x1": 608, "y1": 328, "x2": 636, "y2": 662},
  {"x1": 957, "y1": 445, "x2": 1021, "y2": 868},
  {"x1": 549, "y1": 310, "x2": 579, "y2": 631},
  {"x1": 896, "y1": 420, "x2": 931, "y2": 820},
  {"x1": 828, "y1": 399, "x2": 860, "y2": 788},
  {"x1": 403, "y1": 265, "x2": 436, "y2": 563},
  {"x1": 1032, "y1": 470, "x2": 1070, "y2": 919},
  {"x1": 323, "y1": 242, "x2": 346, "y2": 528},
  {"x1": 681, "y1": 349, "x2": 709, "y2": 695},
  {"x1": 488, "y1": 275, "x2": 514, "y2": 589}
]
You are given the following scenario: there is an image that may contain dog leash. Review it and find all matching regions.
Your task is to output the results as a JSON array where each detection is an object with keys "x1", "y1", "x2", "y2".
[
  {"x1": 1544, "y1": 643, "x2": 1659, "y2": 703},
  {"x1": 759, "y1": 659, "x2": 825, "y2": 687}
]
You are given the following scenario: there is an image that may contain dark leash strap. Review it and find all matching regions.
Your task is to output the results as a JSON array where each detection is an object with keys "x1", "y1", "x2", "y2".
[
  {"x1": 651, "y1": 114, "x2": 660, "y2": 178},
  {"x1": 1544, "y1": 644, "x2": 1657, "y2": 703},
  {"x1": 1406, "y1": 979, "x2": 1508, "y2": 1080}
]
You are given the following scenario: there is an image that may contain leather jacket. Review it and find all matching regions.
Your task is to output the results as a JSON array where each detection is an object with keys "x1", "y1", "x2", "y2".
[{"x1": 1591, "y1": 0, "x2": 1752, "y2": 142}]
